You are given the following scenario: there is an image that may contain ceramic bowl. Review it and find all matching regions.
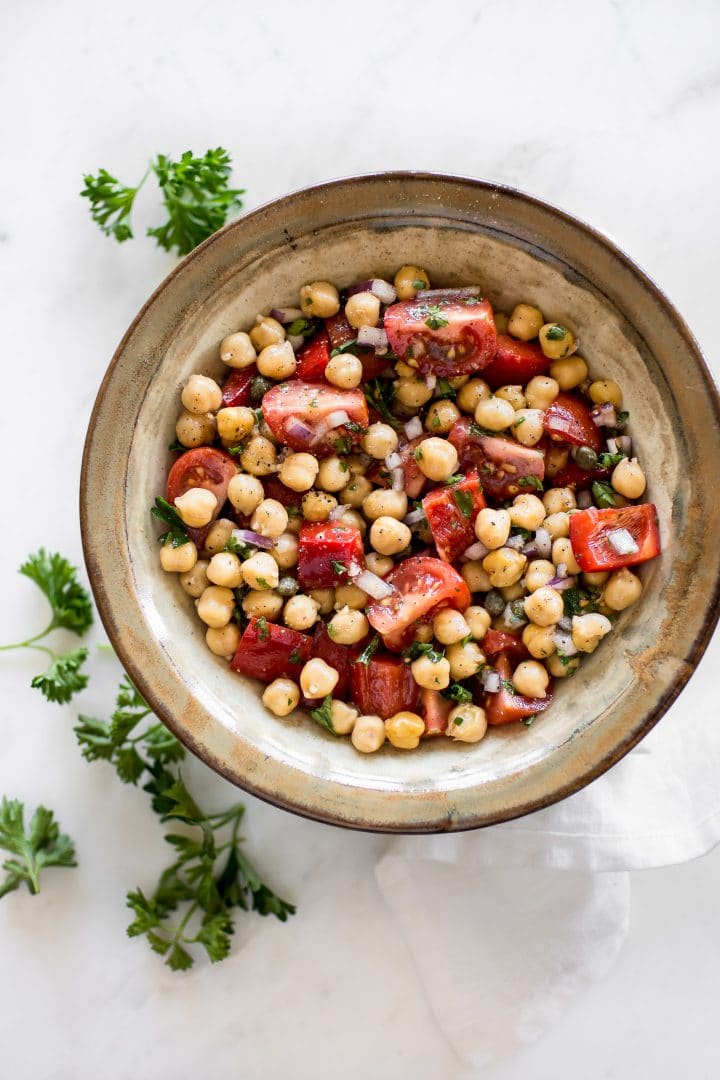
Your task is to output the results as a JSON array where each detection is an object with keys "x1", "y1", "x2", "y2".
[{"x1": 80, "y1": 172, "x2": 720, "y2": 832}]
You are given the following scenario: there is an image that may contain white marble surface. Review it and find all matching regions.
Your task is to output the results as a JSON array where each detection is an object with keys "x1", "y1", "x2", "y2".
[{"x1": 2, "y1": 0, "x2": 720, "y2": 1076}]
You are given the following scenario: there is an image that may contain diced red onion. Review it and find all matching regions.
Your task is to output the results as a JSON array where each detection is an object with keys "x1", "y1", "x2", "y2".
[
  {"x1": 554, "y1": 631, "x2": 578, "y2": 656},
  {"x1": 547, "y1": 416, "x2": 578, "y2": 438},
  {"x1": 404, "y1": 416, "x2": 423, "y2": 439},
  {"x1": 607, "y1": 528, "x2": 638, "y2": 555},
  {"x1": 592, "y1": 403, "x2": 617, "y2": 428},
  {"x1": 555, "y1": 562, "x2": 568, "y2": 579},
  {"x1": 424, "y1": 374, "x2": 437, "y2": 391},
  {"x1": 288, "y1": 333, "x2": 305, "y2": 351},
  {"x1": 534, "y1": 528, "x2": 552, "y2": 559},
  {"x1": 404, "y1": 508, "x2": 426, "y2": 526},
  {"x1": 558, "y1": 615, "x2": 573, "y2": 632},
  {"x1": 506, "y1": 534, "x2": 526, "y2": 551},
  {"x1": 548, "y1": 575, "x2": 577, "y2": 591},
  {"x1": 310, "y1": 410, "x2": 350, "y2": 443},
  {"x1": 270, "y1": 306, "x2": 303, "y2": 324},
  {"x1": 616, "y1": 436, "x2": 633, "y2": 455},
  {"x1": 286, "y1": 416, "x2": 315, "y2": 443},
  {"x1": 576, "y1": 490, "x2": 593, "y2": 509},
  {"x1": 463, "y1": 539, "x2": 489, "y2": 560},
  {"x1": 328, "y1": 503, "x2": 352, "y2": 521},
  {"x1": 522, "y1": 544, "x2": 539, "y2": 560},
  {"x1": 391, "y1": 467, "x2": 405, "y2": 491},
  {"x1": 345, "y1": 279, "x2": 374, "y2": 297},
  {"x1": 356, "y1": 325, "x2": 389, "y2": 355},
  {"x1": 370, "y1": 279, "x2": 397, "y2": 304},
  {"x1": 483, "y1": 670, "x2": 501, "y2": 693},
  {"x1": 385, "y1": 452, "x2": 402, "y2": 470},
  {"x1": 606, "y1": 437, "x2": 618, "y2": 454},
  {"x1": 416, "y1": 287, "x2": 480, "y2": 300},
  {"x1": 232, "y1": 528, "x2": 273, "y2": 550},
  {"x1": 354, "y1": 569, "x2": 395, "y2": 600}
]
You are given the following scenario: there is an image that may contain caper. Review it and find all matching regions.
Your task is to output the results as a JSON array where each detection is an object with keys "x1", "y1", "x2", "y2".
[
  {"x1": 575, "y1": 445, "x2": 598, "y2": 471},
  {"x1": 250, "y1": 375, "x2": 274, "y2": 403},
  {"x1": 484, "y1": 590, "x2": 505, "y2": 617},
  {"x1": 509, "y1": 598, "x2": 528, "y2": 621},
  {"x1": 276, "y1": 576, "x2": 299, "y2": 598}
]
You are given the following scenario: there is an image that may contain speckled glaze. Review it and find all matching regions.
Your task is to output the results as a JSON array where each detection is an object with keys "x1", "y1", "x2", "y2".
[{"x1": 80, "y1": 173, "x2": 720, "y2": 833}]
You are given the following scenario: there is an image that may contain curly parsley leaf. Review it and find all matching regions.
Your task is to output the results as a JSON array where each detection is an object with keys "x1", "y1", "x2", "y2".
[
  {"x1": 31, "y1": 647, "x2": 89, "y2": 704},
  {"x1": 19, "y1": 549, "x2": 93, "y2": 636},
  {"x1": 147, "y1": 149, "x2": 244, "y2": 255},
  {"x1": 80, "y1": 168, "x2": 145, "y2": 242},
  {"x1": 310, "y1": 695, "x2": 337, "y2": 736},
  {"x1": 0, "y1": 798, "x2": 76, "y2": 899}
]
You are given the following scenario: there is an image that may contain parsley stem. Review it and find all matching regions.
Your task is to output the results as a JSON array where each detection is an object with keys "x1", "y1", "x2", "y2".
[{"x1": 0, "y1": 621, "x2": 56, "y2": 651}]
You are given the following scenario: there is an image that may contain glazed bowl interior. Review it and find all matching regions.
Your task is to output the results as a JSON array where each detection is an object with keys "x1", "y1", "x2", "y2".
[{"x1": 81, "y1": 173, "x2": 720, "y2": 832}]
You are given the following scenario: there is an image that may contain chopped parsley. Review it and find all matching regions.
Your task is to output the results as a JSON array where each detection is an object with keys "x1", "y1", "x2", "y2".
[
  {"x1": 501, "y1": 679, "x2": 515, "y2": 693},
  {"x1": 444, "y1": 474, "x2": 465, "y2": 486},
  {"x1": 288, "y1": 649, "x2": 303, "y2": 665},
  {"x1": 412, "y1": 279, "x2": 427, "y2": 290},
  {"x1": 453, "y1": 489, "x2": 473, "y2": 518},
  {"x1": 404, "y1": 641, "x2": 445, "y2": 664},
  {"x1": 424, "y1": 304, "x2": 449, "y2": 330},
  {"x1": 452, "y1": 716, "x2": 465, "y2": 726},
  {"x1": 562, "y1": 587, "x2": 599, "y2": 618},
  {"x1": 256, "y1": 616, "x2": 270, "y2": 642},
  {"x1": 443, "y1": 683, "x2": 473, "y2": 705},
  {"x1": 616, "y1": 410, "x2": 629, "y2": 426},
  {"x1": 469, "y1": 422, "x2": 496, "y2": 438},
  {"x1": 151, "y1": 496, "x2": 188, "y2": 548},
  {"x1": 545, "y1": 324, "x2": 567, "y2": 341},
  {"x1": 592, "y1": 480, "x2": 618, "y2": 508},
  {"x1": 285, "y1": 317, "x2": 315, "y2": 338},
  {"x1": 334, "y1": 436, "x2": 351, "y2": 455},
  {"x1": 598, "y1": 451, "x2": 625, "y2": 468},
  {"x1": 227, "y1": 444, "x2": 246, "y2": 456},
  {"x1": 331, "y1": 560, "x2": 347, "y2": 576},
  {"x1": 225, "y1": 536, "x2": 253, "y2": 559},
  {"x1": 436, "y1": 377, "x2": 456, "y2": 400},
  {"x1": 329, "y1": 339, "x2": 359, "y2": 357},
  {"x1": 357, "y1": 634, "x2": 380, "y2": 666},
  {"x1": 513, "y1": 416, "x2": 526, "y2": 428},
  {"x1": 167, "y1": 440, "x2": 185, "y2": 452},
  {"x1": 517, "y1": 475, "x2": 544, "y2": 491},
  {"x1": 364, "y1": 379, "x2": 400, "y2": 429},
  {"x1": 310, "y1": 695, "x2": 337, "y2": 736},
  {"x1": 521, "y1": 714, "x2": 537, "y2": 727}
]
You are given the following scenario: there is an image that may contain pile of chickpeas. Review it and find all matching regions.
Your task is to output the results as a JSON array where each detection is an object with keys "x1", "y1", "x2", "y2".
[{"x1": 157, "y1": 265, "x2": 649, "y2": 753}]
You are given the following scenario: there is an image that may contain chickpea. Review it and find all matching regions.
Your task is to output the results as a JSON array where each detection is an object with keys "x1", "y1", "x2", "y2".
[
  {"x1": 249, "y1": 315, "x2": 285, "y2": 350},
  {"x1": 335, "y1": 508, "x2": 367, "y2": 535},
  {"x1": 207, "y1": 551, "x2": 244, "y2": 589},
  {"x1": 220, "y1": 331, "x2": 257, "y2": 370},
  {"x1": 345, "y1": 291, "x2": 381, "y2": 329},
  {"x1": 414, "y1": 623, "x2": 434, "y2": 643},
  {"x1": 204, "y1": 519, "x2": 236, "y2": 556},
  {"x1": 394, "y1": 265, "x2": 430, "y2": 300},
  {"x1": 365, "y1": 552, "x2": 393, "y2": 577},
  {"x1": 283, "y1": 594, "x2": 320, "y2": 631},
  {"x1": 583, "y1": 570, "x2": 609, "y2": 588},
  {"x1": 513, "y1": 660, "x2": 550, "y2": 698},
  {"x1": 196, "y1": 585, "x2": 235, "y2": 628},
  {"x1": 271, "y1": 532, "x2": 299, "y2": 570},
  {"x1": 433, "y1": 608, "x2": 471, "y2": 645},
  {"x1": 309, "y1": 588, "x2": 335, "y2": 615},
  {"x1": 280, "y1": 452, "x2": 320, "y2": 493},
  {"x1": 545, "y1": 445, "x2": 570, "y2": 478},
  {"x1": 370, "y1": 516, "x2": 411, "y2": 556},
  {"x1": 464, "y1": 605, "x2": 491, "y2": 640},
  {"x1": 446, "y1": 641, "x2": 484, "y2": 680},
  {"x1": 589, "y1": 380, "x2": 623, "y2": 408},
  {"x1": 475, "y1": 507, "x2": 511, "y2": 550},
  {"x1": 474, "y1": 396, "x2": 515, "y2": 432},
  {"x1": 327, "y1": 606, "x2": 369, "y2": 645},
  {"x1": 385, "y1": 711, "x2": 425, "y2": 750},
  {"x1": 415, "y1": 437, "x2": 459, "y2": 482},
  {"x1": 179, "y1": 559, "x2": 209, "y2": 598},
  {"x1": 525, "y1": 375, "x2": 560, "y2": 410},
  {"x1": 547, "y1": 652, "x2": 580, "y2": 678},
  {"x1": 461, "y1": 560, "x2": 493, "y2": 593},
  {"x1": 299, "y1": 281, "x2": 340, "y2": 319},
  {"x1": 317, "y1": 456, "x2": 349, "y2": 492},
  {"x1": 539, "y1": 323, "x2": 575, "y2": 360},
  {"x1": 240, "y1": 435, "x2": 277, "y2": 476},
  {"x1": 509, "y1": 493, "x2": 546, "y2": 532},
  {"x1": 572, "y1": 613, "x2": 612, "y2": 653},
  {"x1": 495, "y1": 384, "x2": 526, "y2": 410},
  {"x1": 510, "y1": 408, "x2": 544, "y2": 447},
  {"x1": 257, "y1": 341, "x2": 297, "y2": 381},
  {"x1": 174, "y1": 488, "x2": 217, "y2": 528},
  {"x1": 445, "y1": 703, "x2": 487, "y2": 743},
  {"x1": 522, "y1": 623, "x2": 557, "y2": 659},
  {"x1": 262, "y1": 678, "x2": 300, "y2": 717},
  {"x1": 181, "y1": 373, "x2": 222, "y2": 415},
  {"x1": 552, "y1": 537, "x2": 581, "y2": 575},
  {"x1": 524, "y1": 586, "x2": 564, "y2": 626},
  {"x1": 175, "y1": 409, "x2": 215, "y2": 448},
  {"x1": 300, "y1": 657, "x2": 339, "y2": 699},
  {"x1": 551, "y1": 356, "x2": 588, "y2": 390},
  {"x1": 395, "y1": 360, "x2": 416, "y2": 378},
  {"x1": 411, "y1": 655, "x2": 451, "y2": 691},
  {"x1": 482, "y1": 547, "x2": 526, "y2": 588},
  {"x1": 457, "y1": 378, "x2": 491, "y2": 414},
  {"x1": 493, "y1": 312, "x2": 509, "y2": 334},
  {"x1": 447, "y1": 374, "x2": 470, "y2": 390},
  {"x1": 325, "y1": 353, "x2": 363, "y2": 389},
  {"x1": 611, "y1": 458, "x2": 646, "y2": 499},
  {"x1": 227, "y1": 474, "x2": 264, "y2": 516},
  {"x1": 351, "y1": 714, "x2": 386, "y2": 753},
  {"x1": 302, "y1": 490, "x2": 337, "y2": 522},
  {"x1": 543, "y1": 487, "x2": 576, "y2": 515},
  {"x1": 330, "y1": 700, "x2": 358, "y2": 735},
  {"x1": 251, "y1": 498, "x2": 288, "y2": 539},
  {"x1": 334, "y1": 583, "x2": 369, "y2": 610},
  {"x1": 217, "y1": 406, "x2": 255, "y2": 444},
  {"x1": 423, "y1": 399, "x2": 459, "y2": 435},
  {"x1": 242, "y1": 589, "x2": 284, "y2": 620},
  {"x1": 603, "y1": 568, "x2": 643, "y2": 611},
  {"x1": 340, "y1": 475, "x2": 373, "y2": 509},
  {"x1": 395, "y1": 376, "x2": 433, "y2": 409},
  {"x1": 362, "y1": 422, "x2": 399, "y2": 459},
  {"x1": 508, "y1": 303, "x2": 544, "y2": 341},
  {"x1": 206, "y1": 623, "x2": 241, "y2": 659},
  {"x1": 242, "y1": 551, "x2": 280, "y2": 591},
  {"x1": 543, "y1": 511, "x2": 571, "y2": 540},
  {"x1": 525, "y1": 559, "x2": 556, "y2": 592},
  {"x1": 500, "y1": 580, "x2": 525, "y2": 602},
  {"x1": 160, "y1": 540, "x2": 198, "y2": 574}
]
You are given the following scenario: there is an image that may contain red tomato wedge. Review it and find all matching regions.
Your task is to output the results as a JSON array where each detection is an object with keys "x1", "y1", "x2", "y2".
[
  {"x1": 483, "y1": 335, "x2": 550, "y2": 390},
  {"x1": 420, "y1": 689, "x2": 453, "y2": 736},
  {"x1": 221, "y1": 367, "x2": 257, "y2": 408},
  {"x1": 295, "y1": 331, "x2": 330, "y2": 381},
  {"x1": 550, "y1": 460, "x2": 611, "y2": 489},
  {"x1": 543, "y1": 392, "x2": 603, "y2": 452},
  {"x1": 481, "y1": 629, "x2": 530, "y2": 664},
  {"x1": 422, "y1": 471, "x2": 486, "y2": 563},
  {"x1": 310, "y1": 621, "x2": 367, "y2": 701},
  {"x1": 568, "y1": 503, "x2": 661, "y2": 572},
  {"x1": 262, "y1": 380, "x2": 368, "y2": 455},
  {"x1": 368, "y1": 435, "x2": 427, "y2": 500},
  {"x1": 366, "y1": 556, "x2": 471, "y2": 650},
  {"x1": 484, "y1": 653, "x2": 554, "y2": 726},
  {"x1": 297, "y1": 522, "x2": 365, "y2": 590},
  {"x1": 384, "y1": 292, "x2": 497, "y2": 377},
  {"x1": 166, "y1": 448, "x2": 236, "y2": 518},
  {"x1": 350, "y1": 652, "x2": 421, "y2": 720},
  {"x1": 324, "y1": 311, "x2": 388, "y2": 380},
  {"x1": 448, "y1": 418, "x2": 545, "y2": 501},
  {"x1": 231, "y1": 618, "x2": 312, "y2": 684}
]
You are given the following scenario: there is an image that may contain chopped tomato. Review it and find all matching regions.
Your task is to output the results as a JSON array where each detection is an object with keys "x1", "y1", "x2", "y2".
[
  {"x1": 310, "y1": 621, "x2": 367, "y2": 701},
  {"x1": 369, "y1": 435, "x2": 427, "y2": 499},
  {"x1": 481, "y1": 629, "x2": 529, "y2": 663},
  {"x1": 324, "y1": 311, "x2": 388, "y2": 380},
  {"x1": 366, "y1": 555, "x2": 471, "y2": 651},
  {"x1": 422, "y1": 471, "x2": 486, "y2": 563},
  {"x1": 448, "y1": 418, "x2": 545, "y2": 501},
  {"x1": 185, "y1": 524, "x2": 211, "y2": 553},
  {"x1": 384, "y1": 293, "x2": 497, "y2": 377},
  {"x1": 221, "y1": 367, "x2": 257, "y2": 408},
  {"x1": 165, "y1": 447, "x2": 236, "y2": 518},
  {"x1": 262, "y1": 474, "x2": 304, "y2": 509},
  {"x1": 550, "y1": 460, "x2": 611, "y2": 489},
  {"x1": 295, "y1": 331, "x2": 330, "y2": 381},
  {"x1": 262, "y1": 380, "x2": 368, "y2": 455},
  {"x1": 297, "y1": 522, "x2": 365, "y2": 590},
  {"x1": 350, "y1": 652, "x2": 421, "y2": 720},
  {"x1": 484, "y1": 653, "x2": 554, "y2": 726},
  {"x1": 230, "y1": 618, "x2": 312, "y2": 684},
  {"x1": 420, "y1": 689, "x2": 453, "y2": 736},
  {"x1": 543, "y1": 392, "x2": 603, "y2": 452},
  {"x1": 483, "y1": 335, "x2": 550, "y2": 390},
  {"x1": 568, "y1": 503, "x2": 660, "y2": 572}
]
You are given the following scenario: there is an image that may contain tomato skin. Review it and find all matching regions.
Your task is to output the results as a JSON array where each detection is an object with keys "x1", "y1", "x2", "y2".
[
  {"x1": 368, "y1": 435, "x2": 427, "y2": 500},
  {"x1": 165, "y1": 448, "x2": 237, "y2": 517},
  {"x1": 543, "y1": 392, "x2": 603, "y2": 452},
  {"x1": 295, "y1": 331, "x2": 330, "y2": 381},
  {"x1": 230, "y1": 618, "x2": 312, "y2": 684},
  {"x1": 484, "y1": 653, "x2": 554, "y2": 726},
  {"x1": 310, "y1": 621, "x2": 367, "y2": 701},
  {"x1": 221, "y1": 367, "x2": 257, "y2": 408},
  {"x1": 384, "y1": 294, "x2": 497, "y2": 377},
  {"x1": 262, "y1": 380, "x2": 368, "y2": 455},
  {"x1": 448, "y1": 418, "x2": 545, "y2": 501},
  {"x1": 569, "y1": 503, "x2": 661, "y2": 572},
  {"x1": 261, "y1": 474, "x2": 304, "y2": 509},
  {"x1": 422, "y1": 471, "x2": 487, "y2": 563},
  {"x1": 366, "y1": 555, "x2": 471, "y2": 649},
  {"x1": 420, "y1": 688, "x2": 453, "y2": 736},
  {"x1": 350, "y1": 652, "x2": 421, "y2": 720},
  {"x1": 550, "y1": 460, "x2": 611, "y2": 489},
  {"x1": 324, "y1": 311, "x2": 389, "y2": 380},
  {"x1": 483, "y1": 335, "x2": 550, "y2": 390},
  {"x1": 297, "y1": 522, "x2": 365, "y2": 590},
  {"x1": 481, "y1": 629, "x2": 529, "y2": 664}
]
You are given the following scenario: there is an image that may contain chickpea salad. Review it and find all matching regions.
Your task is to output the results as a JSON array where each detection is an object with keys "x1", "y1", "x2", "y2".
[{"x1": 153, "y1": 266, "x2": 661, "y2": 754}]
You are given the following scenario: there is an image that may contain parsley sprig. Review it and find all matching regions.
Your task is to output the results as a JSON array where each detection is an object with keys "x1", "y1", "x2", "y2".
[
  {"x1": 0, "y1": 798, "x2": 77, "y2": 898},
  {"x1": 151, "y1": 496, "x2": 189, "y2": 548}
]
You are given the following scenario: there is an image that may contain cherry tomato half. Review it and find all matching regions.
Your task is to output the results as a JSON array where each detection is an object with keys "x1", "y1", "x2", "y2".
[
  {"x1": 422, "y1": 471, "x2": 487, "y2": 563},
  {"x1": 165, "y1": 447, "x2": 236, "y2": 517},
  {"x1": 448, "y1": 418, "x2": 545, "y2": 501},
  {"x1": 482, "y1": 335, "x2": 550, "y2": 390},
  {"x1": 568, "y1": 503, "x2": 660, "y2": 572},
  {"x1": 483, "y1": 653, "x2": 554, "y2": 726},
  {"x1": 384, "y1": 292, "x2": 497, "y2": 377},
  {"x1": 543, "y1": 392, "x2": 603, "y2": 452},
  {"x1": 350, "y1": 652, "x2": 421, "y2": 720},
  {"x1": 230, "y1": 618, "x2": 312, "y2": 684},
  {"x1": 262, "y1": 380, "x2": 368, "y2": 456},
  {"x1": 366, "y1": 555, "x2": 471, "y2": 650}
]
